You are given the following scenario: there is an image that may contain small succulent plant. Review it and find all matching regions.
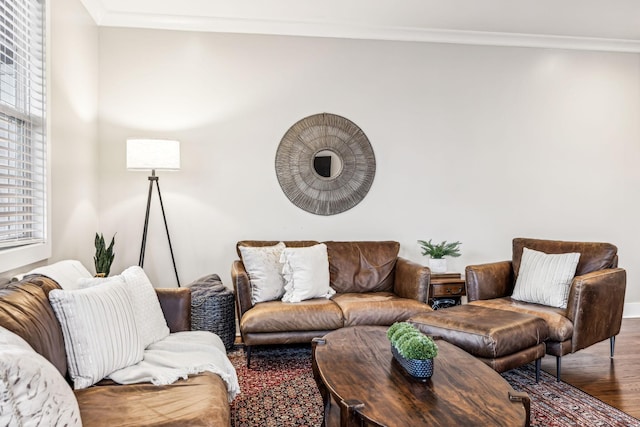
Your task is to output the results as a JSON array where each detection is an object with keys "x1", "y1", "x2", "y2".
[
  {"x1": 94, "y1": 233, "x2": 115, "y2": 277},
  {"x1": 388, "y1": 322, "x2": 438, "y2": 360}
]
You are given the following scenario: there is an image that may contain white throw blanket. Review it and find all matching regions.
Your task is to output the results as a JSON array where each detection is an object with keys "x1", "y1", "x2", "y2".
[{"x1": 108, "y1": 331, "x2": 240, "y2": 402}]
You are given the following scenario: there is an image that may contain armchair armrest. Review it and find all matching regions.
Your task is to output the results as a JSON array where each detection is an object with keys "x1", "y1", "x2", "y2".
[
  {"x1": 156, "y1": 288, "x2": 191, "y2": 333},
  {"x1": 566, "y1": 268, "x2": 626, "y2": 352},
  {"x1": 465, "y1": 261, "x2": 514, "y2": 301},
  {"x1": 393, "y1": 257, "x2": 430, "y2": 303},
  {"x1": 231, "y1": 260, "x2": 253, "y2": 320}
]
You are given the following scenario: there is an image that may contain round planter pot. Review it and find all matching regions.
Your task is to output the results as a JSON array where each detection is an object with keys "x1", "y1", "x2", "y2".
[{"x1": 429, "y1": 258, "x2": 447, "y2": 273}]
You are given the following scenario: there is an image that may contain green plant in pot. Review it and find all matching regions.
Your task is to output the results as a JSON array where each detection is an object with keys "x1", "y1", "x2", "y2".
[
  {"x1": 388, "y1": 322, "x2": 438, "y2": 379},
  {"x1": 94, "y1": 233, "x2": 115, "y2": 277},
  {"x1": 417, "y1": 239, "x2": 462, "y2": 274}
]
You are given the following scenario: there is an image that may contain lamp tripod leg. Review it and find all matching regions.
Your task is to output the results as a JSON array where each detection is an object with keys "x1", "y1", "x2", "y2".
[
  {"x1": 138, "y1": 175, "x2": 155, "y2": 267},
  {"x1": 155, "y1": 179, "x2": 180, "y2": 287}
]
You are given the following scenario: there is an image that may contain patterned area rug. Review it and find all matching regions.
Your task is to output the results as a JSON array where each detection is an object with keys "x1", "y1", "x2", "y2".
[{"x1": 229, "y1": 345, "x2": 640, "y2": 427}]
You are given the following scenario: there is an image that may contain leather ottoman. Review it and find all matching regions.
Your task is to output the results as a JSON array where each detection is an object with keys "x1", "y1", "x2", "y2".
[{"x1": 409, "y1": 304, "x2": 548, "y2": 381}]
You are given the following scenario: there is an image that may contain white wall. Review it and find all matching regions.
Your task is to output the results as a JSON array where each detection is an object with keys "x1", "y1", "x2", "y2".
[
  {"x1": 96, "y1": 28, "x2": 640, "y2": 312},
  {"x1": 49, "y1": 0, "x2": 100, "y2": 269}
]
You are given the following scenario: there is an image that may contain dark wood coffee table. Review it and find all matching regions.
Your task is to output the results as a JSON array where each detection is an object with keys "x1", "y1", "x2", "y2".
[{"x1": 312, "y1": 326, "x2": 530, "y2": 427}]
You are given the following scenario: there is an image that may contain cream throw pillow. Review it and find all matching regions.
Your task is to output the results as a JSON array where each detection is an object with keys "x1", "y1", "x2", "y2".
[
  {"x1": 77, "y1": 266, "x2": 170, "y2": 348},
  {"x1": 0, "y1": 327, "x2": 82, "y2": 427},
  {"x1": 120, "y1": 266, "x2": 170, "y2": 347},
  {"x1": 49, "y1": 281, "x2": 144, "y2": 389},
  {"x1": 280, "y1": 243, "x2": 335, "y2": 303},
  {"x1": 239, "y1": 242, "x2": 287, "y2": 304},
  {"x1": 512, "y1": 247, "x2": 580, "y2": 308}
]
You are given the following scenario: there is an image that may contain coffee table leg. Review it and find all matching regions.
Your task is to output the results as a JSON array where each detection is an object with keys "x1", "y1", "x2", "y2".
[
  {"x1": 339, "y1": 399, "x2": 366, "y2": 427},
  {"x1": 509, "y1": 391, "x2": 531, "y2": 427},
  {"x1": 312, "y1": 338, "x2": 330, "y2": 426}
]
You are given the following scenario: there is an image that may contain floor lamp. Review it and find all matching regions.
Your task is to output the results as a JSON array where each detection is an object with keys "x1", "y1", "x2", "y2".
[{"x1": 126, "y1": 138, "x2": 181, "y2": 287}]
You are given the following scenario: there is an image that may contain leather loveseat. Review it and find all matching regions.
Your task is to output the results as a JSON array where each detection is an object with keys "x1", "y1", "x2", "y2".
[
  {"x1": 231, "y1": 240, "x2": 431, "y2": 365},
  {"x1": 0, "y1": 275, "x2": 231, "y2": 426}
]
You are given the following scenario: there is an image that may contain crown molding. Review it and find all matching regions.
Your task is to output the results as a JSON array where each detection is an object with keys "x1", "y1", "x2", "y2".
[{"x1": 80, "y1": 5, "x2": 640, "y2": 53}]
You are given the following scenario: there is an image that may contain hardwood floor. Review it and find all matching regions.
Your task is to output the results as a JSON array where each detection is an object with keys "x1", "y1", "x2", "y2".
[{"x1": 539, "y1": 317, "x2": 640, "y2": 419}]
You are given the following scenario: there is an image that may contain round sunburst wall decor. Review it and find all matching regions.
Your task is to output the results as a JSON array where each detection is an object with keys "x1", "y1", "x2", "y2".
[{"x1": 275, "y1": 113, "x2": 376, "y2": 216}]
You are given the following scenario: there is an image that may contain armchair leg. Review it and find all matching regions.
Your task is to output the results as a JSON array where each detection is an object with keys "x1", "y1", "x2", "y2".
[
  {"x1": 246, "y1": 345, "x2": 252, "y2": 368},
  {"x1": 535, "y1": 358, "x2": 541, "y2": 383},
  {"x1": 610, "y1": 336, "x2": 616, "y2": 358},
  {"x1": 556, "y1": 356, "x2": 561, "y2": 382}
]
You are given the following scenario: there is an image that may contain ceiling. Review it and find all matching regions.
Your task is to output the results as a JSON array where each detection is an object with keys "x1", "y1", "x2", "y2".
[{"x1": 79, "y1": 0, "x2": 640, "y2": 52}]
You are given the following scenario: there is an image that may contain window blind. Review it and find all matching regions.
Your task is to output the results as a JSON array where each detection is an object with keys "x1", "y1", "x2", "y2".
[{"x1": 0, "y1": 0, "x2": 46, "y2": 250}]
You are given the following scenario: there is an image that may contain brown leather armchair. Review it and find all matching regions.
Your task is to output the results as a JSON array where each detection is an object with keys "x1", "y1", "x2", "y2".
[{"x1": 465, "y1": 238, "x2": 626, "y2": 380}]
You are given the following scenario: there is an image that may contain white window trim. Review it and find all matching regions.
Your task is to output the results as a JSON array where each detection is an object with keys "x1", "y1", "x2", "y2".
[{"x1": 0, "y1": 0, "x2": 51, "y2": 273}]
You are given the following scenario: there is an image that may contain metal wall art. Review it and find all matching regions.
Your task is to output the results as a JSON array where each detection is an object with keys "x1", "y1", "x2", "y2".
[{"x1": 275, "y1": 113, "x2": 376, "y2": 215}]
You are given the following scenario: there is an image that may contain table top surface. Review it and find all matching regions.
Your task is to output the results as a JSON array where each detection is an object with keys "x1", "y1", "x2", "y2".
[{"x1": 312, "y1": 325, "x2": 527, "y2": 427}]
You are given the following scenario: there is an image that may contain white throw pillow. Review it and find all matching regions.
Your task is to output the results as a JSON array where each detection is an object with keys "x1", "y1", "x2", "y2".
[
  {"x1": 512, "y1": 247, "x2": 581, "y2": 309},
  {"x1": 49, "y1": 281, "x2": 144, "y2": 389},
  {"x1": 0, "y1": 327, "x2": 82, "y2": 427},
  {"x1": 24, "y1": 259, "x2": 93, "y2": 290},
  {"x1": 118, "y1": 266, "x2": 170, "y2": 347},
  {"x1": 239, "y1": 242, "x2": 287, "y2": 304},
  {"x1": 280, "y1": 243, "x2": 335, "y2": 303}
]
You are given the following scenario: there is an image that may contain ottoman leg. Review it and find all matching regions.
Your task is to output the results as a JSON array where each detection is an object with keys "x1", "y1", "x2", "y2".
[{"x1": 556, "y1": 356, "x2": 561, "y2": 382}]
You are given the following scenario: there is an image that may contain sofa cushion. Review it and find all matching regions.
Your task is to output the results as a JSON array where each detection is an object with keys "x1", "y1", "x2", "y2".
[
  {"x1": 331, "y1": 292, "x2": 429, "y2": 327},
  {"x1": 240, "y1": 299, "x2": 344, "y2": 333},
  {"x1": 513, "y1": 238, "x2": 617, "y2": 277},
  {"x1": 49, "y1": 281, "x2": 144, "y2": 389},
  {"x1": 469, "y1": 297, "x2": 574, "y2": 342},
  {"x1": 0, "y1": 278, "x2": 67, "y2": 375},
  {"x1": 511, "y1": 247, "x2": 580, "y2": 308},
  {"x1": 281, "y1": 243, "x2": 335, "y2": 303},
  {"x1": 0, "y1": 326, "x2": 82, "y2": 427},
  {"x1": 325, "y1": 241, "x2": 400, "y2": 293},
  {"x1": 75, "y1": 372, "x2": 230, "y2": 427},
  {"x1": 239, "y1": 242, "x2": 286, "y2": 304}
]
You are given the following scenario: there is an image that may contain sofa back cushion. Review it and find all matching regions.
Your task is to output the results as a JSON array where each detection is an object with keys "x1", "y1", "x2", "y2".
[
  {"x1": 0, "y1": 277, "x2": 67, "y2": 376},
  {"x1": 512, "y1": 238, "x2": 618, "y2": 278},
  {"x1": 325, "y1": 241, "x2": 400, "y2": 293}
]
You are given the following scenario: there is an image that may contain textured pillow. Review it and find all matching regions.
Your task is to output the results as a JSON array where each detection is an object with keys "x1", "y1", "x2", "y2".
[
  {"x1": 280, "y1": 243, "x2": 335, "y2": 303},
  {"x1": 78, "y1": 267, "x2": 170, "y2": 348},
  {"x1": 0, "y1": 327, "x2": 82, "y2": 427},
  {"x1": 120, "y1": 266, "x2": 171, "y2": 347},
  {"x1": 49, "y1": 281, "x2": 144, "y2": 389},
  {"x1": 239, "y1": 242, "x2": 287, "y2": 304},
  {"x1": 511, "y1": 247, "x2": 580, "y2": 308}
]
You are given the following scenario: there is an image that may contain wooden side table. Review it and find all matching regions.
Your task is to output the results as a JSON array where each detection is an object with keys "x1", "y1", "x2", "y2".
[{"x1": 429, "y1": 273, "x2": 466, "y2": 310}]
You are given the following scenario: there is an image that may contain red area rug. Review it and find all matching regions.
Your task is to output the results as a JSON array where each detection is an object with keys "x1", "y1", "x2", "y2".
[{"x1": 229, "y1": 345, "x2": 639, "y2": 427}]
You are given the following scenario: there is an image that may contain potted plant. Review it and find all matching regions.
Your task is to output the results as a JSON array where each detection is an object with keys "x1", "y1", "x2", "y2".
[
  {"x1": 387, "y1": 322, "x2": 438, "y2": 379},
  {"x1": 417, "y1": 239, "x2": 462, "y2": 273},
  {"x1": 94, "y1": 233, "x2": 115, "y2": 277}
]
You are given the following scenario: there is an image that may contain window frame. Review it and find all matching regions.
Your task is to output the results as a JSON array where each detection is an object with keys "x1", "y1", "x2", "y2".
[{"x1": 0, "y1": 0, "x2": 50, "y2": 273}]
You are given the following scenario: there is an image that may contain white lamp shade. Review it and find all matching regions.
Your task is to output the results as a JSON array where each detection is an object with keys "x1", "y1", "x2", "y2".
[{"x1": 127, "y1": 139, "x2": 180, "y2": 170}]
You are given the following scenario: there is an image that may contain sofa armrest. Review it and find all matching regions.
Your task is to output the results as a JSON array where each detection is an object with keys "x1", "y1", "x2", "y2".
[
  {"x1": 465, "y1": 261, "x2": 514, "y2": 301},
  {"x1": 566, "y1": 268, "x2": 626, "y2": 352},
  {"x1": 231, "y1": 260, "x2": 253, "y2": 321},
  {"x1": 393, "y1": 257, "x2": 430, "y2": 302},
  {"x1": 156, "y1": 288, "x2": 191, "y2": 332}
]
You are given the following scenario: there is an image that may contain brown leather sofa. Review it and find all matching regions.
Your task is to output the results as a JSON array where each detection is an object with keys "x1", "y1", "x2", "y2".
[
  {"x1": 232, "y1": 241, "x2": 431, "y2": 365},
  {"x1": 0, "y1": 275, "x2": 231, "y2": 426},
  {"x1": 465, "y1": 237, "x2": 626, "y2": 380}
]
